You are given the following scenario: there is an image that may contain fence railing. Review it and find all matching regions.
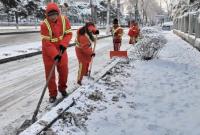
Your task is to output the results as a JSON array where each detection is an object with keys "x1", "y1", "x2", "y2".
[{"x1": 173, "y1": 9, "x2": 200, "y2": 49}]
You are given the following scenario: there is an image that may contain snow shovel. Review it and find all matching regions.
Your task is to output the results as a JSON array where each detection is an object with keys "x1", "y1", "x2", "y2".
[
  {"x1": 109, "y1": 33, "x2": 128, "y2": 59},
  {"x1": 110, "y1": 50, "x2": 128, "y2": 58},
  {"x1": 88, "y1": 36, "x2": 97, "y2": 78},
  {"x1": 17, "y1": 51, "x2": 62, "y2": 133}
]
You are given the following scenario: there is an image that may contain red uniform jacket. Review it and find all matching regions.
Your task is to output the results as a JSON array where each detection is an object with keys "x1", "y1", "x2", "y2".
[
  {"x1": 111, "y1": 26, "x2": 123, "y2": 43},
  {"x1": 40, "y1": 3, "x2": 72, "y2": 64},
  {"x1": 128, "y1": 25, "x2": 140, "y2": 38},
  {"x1": 75, "y1": 25, "x2": 97, "y2": 63}
]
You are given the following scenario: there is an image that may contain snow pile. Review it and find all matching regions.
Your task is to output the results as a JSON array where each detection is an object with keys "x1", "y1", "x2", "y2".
[{"x1": 135, "y1": 27, "x2": 167, "y2": 60}]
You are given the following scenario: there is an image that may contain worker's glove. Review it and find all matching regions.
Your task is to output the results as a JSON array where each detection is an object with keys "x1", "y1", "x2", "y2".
[
  {"x1": 59, "y1": 45, "x2": 66, "y2": 54},
  {"x1": 91, "y1": 53, "x2": 95, "y2": 57},
  {"x1": 95, "y1": 30, "x2": 99, "y2": 35},
  {"x1": 54, "y1": 55, "x2": 62, "y2": 62}
]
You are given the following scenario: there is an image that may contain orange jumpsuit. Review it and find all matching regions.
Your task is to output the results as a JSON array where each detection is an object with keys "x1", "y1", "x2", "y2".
[
  {"x1": 40, "y1": 3, "x2": 72, "y2": 97},
  {"x1": 128, "y1": 25, "x2": 140, "y2": 44},
  {"x1": 75, "y1": 24, "x2": 98, "y2": 84},
  {"x1": 111, "y1": 26, "x2": 123, "y2": 51}
]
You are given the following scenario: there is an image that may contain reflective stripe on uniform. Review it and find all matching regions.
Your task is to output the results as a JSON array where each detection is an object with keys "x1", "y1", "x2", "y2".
[
  {"x1": 75, "y1": 38, "x2": 92, "y2": 49},
  {"x1": 65, "y1": 29, "x2": 72, "y2": 34},
  {"x1": 41, "y1": 35, "x2": 51, "y2": 40},
  {"x1": 112, "y1": 27, "x2": 123, "y2": 38},
  {"x1": 41, "y1": 15, "x2": 72, "y2": 43},
  {"x1": 112, "y1": 27, "x2": 121, "y2": 34}
]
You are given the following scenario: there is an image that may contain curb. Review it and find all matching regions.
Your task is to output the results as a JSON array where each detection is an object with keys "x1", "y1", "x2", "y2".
[{"x1": 0, "y1": 35, "x2": 111, "y2": 64}]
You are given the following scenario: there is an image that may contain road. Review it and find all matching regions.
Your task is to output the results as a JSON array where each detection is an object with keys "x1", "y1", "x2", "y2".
[
  {"x1": 0, "y1": 31, "x2": 77, "y2": 48},
  {"x1": 0, "y1": 30, "x2": 130, "y2": 135},
  {"x1": 0, "y1": 29, "x2": 107, "y2": 47}
]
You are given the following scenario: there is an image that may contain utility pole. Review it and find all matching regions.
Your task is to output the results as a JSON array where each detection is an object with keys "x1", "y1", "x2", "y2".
[
  {"x1": 106, "y1": 0, "x2": 111, "y2": 35},
  {"x1": 15, "y1": 10, "x2": 19, "y2": 30}
]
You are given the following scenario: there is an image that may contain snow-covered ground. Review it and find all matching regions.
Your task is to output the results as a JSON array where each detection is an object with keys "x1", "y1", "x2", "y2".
[{"x1": 22, "y1": 29, "x2": 200, "y2": 135}]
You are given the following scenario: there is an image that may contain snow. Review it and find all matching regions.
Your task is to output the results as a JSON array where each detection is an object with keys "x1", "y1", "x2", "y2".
[
  {"x1": 20, "y1": 28, "x2": 200, "y2": 135},
  {"x1": 195, "y1": 38, "x2": 200, "y2": 48},
  {"x1": 0, "y1": 42, "x2": 41, "y2": 59}
]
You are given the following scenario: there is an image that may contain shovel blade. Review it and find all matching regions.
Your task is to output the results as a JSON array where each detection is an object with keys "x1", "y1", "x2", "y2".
[{"x1": 110, "y1": 51, "x2": 128, "y2": 59}]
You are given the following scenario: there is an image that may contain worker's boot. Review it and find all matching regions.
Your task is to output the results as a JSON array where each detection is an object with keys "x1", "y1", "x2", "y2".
[
  {"x1": 49, "y1": 96, "x2": 56, "y2": 103},
  {"x1": 60, "y1": 90, "x2": 68, "y2": 98},
  {"x1": 77, "y1": 80, "x2": 82, "y2": 86}
]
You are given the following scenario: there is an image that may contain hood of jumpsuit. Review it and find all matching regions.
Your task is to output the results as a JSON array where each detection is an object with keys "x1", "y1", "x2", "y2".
[{"x1": 45, "y1": 2, "x2": 60, "y2": 19}]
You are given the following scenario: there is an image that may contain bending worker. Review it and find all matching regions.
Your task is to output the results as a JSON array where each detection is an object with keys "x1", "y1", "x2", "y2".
[{"x1": 75, "y1": 22, "x2": 99, "y2": 85}]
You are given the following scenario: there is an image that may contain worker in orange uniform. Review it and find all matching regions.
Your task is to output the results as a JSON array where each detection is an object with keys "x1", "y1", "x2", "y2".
[
  {"x1": 75, "y1": 22, "x2": 99, "y2": 85},
  {"x1": 128, "y1": 20, "x2": 140, "y2": 45},
  {"x1": 111, "y1": 18, "x2": 123, "y2": 51},
  {"x1": 40, "y1": 2, "x2": 72, "y2": 103}
]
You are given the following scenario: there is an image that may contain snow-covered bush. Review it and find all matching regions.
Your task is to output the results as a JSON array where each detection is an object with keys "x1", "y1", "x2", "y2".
[{"x1": 135, "y1": 27, "x2": 167, "y2": 60}]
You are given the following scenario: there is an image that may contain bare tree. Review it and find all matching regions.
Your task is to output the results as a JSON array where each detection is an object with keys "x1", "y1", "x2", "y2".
[
  {"x1": 106, "y1": 0, "x2": 111, "y2": 34},
  {"x1": 163, "y1": 0, "x2": 173, "y2": 18},
  {"x1": 126, "y1": 0, "x2": 136, "y2": 19},
  {"x1": 139, "y1": 0, "x2": 160, "y2": 25}
]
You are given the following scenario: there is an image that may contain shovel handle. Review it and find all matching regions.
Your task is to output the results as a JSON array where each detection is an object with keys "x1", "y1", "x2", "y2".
[
  {"x1": 31, "y1": 51, "x2": 62, "y2": 123},
  {"x1": 88, "y1": 36, "x2": 97, "y2": 77}
]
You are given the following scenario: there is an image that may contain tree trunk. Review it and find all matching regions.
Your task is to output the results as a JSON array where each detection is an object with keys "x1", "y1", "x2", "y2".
[
  {"x1": 15, "y1": 11, "x2": 19, "y2": 29},
  {"x1": 106, "y1": 0, "x2": 111, "y2": 35}
]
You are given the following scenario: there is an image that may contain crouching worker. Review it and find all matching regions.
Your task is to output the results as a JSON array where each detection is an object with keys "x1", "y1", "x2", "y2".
[
  {"x1": 111, "y1": 18, "x2": 123, "y2": 51},
  {"x1": 40, "y1": 2, "x2": 72, "y2": 103},
  {"x1": 128, "y1": 20, "x2": 140, "y2": 45},
  {"x1": 75, "y1": 22, "x2": 99, "y2": 85}
]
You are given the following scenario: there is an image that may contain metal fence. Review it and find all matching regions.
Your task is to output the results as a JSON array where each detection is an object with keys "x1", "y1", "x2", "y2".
[{"x1": 173, "y1": 3, "x2": 200, "y2": 49}]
